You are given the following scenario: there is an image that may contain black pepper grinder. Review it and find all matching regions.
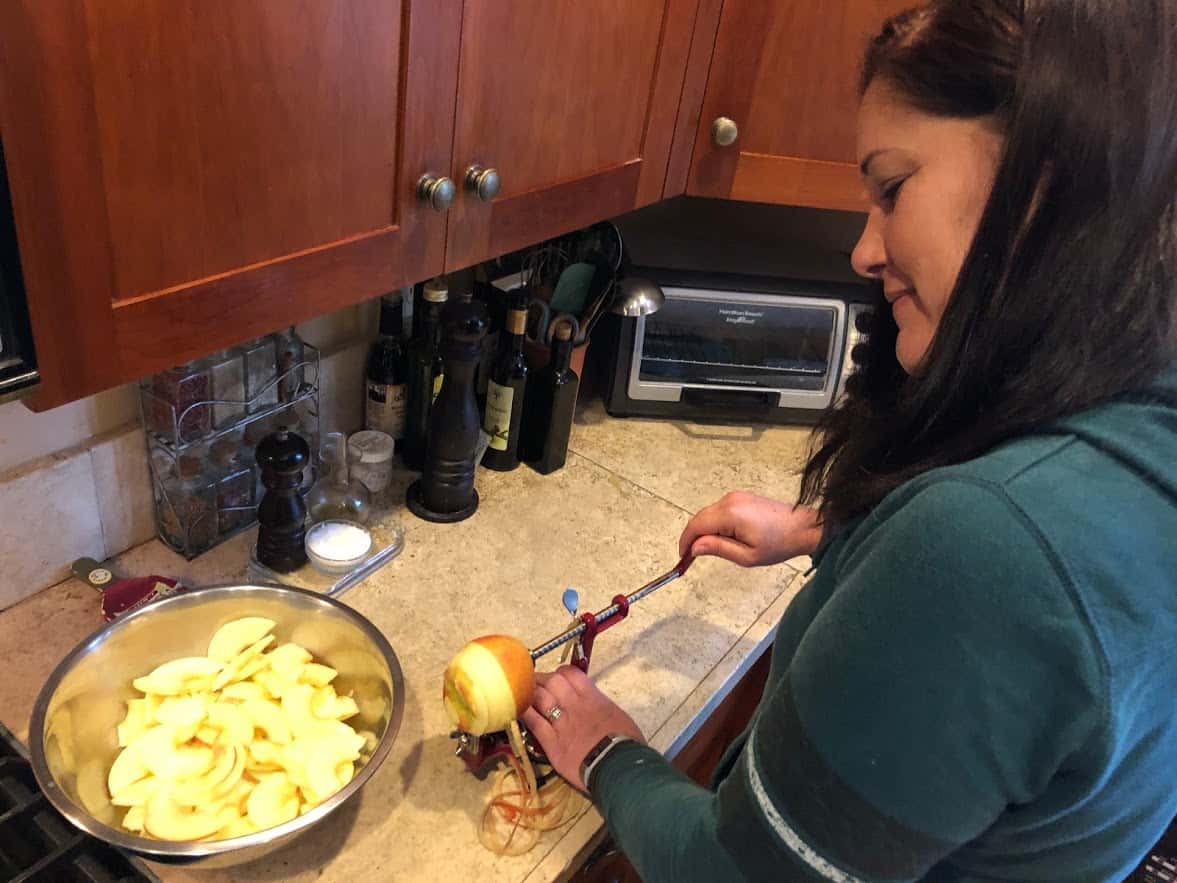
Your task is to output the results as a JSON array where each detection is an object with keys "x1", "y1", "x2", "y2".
[
  {"x1": 255, "y1": 429, "x2": 310, "y2": 572},
  {"x1": 406, "y1": 300, "x2": 489, "y2": 523}
]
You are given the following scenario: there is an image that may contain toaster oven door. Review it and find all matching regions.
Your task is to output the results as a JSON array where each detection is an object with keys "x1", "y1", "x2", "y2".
[{"x1": 628, "y1": 288, "x2": 844, "y2": 410}]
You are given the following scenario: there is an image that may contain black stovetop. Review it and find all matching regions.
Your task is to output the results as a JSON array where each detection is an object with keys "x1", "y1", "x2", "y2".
[{"x1": 0, "y1": 723, "x2": 154, "y2": 883}]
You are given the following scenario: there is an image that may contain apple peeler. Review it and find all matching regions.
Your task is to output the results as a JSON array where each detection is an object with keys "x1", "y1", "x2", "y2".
[{"x1": 450, "y1": 555, "x2": 694, "y2": 774}]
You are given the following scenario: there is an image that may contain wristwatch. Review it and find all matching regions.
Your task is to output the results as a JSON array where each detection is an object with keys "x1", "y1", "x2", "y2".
[{"x1": 580, "y1": 733, "x2": 638, "y2": 793}]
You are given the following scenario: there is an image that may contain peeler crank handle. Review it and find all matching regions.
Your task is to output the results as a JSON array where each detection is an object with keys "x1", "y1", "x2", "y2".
[{"x1": 529, "y1": 556, "x2": 694, "y2": 662}]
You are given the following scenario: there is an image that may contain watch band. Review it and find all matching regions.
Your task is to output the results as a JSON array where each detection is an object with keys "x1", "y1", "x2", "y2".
[{"x1": 580, "y1": 733, "x2": 638, "y2": 793}]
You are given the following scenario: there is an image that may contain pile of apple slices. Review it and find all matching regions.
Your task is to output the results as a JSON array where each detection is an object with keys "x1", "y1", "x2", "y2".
[{"x1": 107, "y1": 616, "x2": 372, "y2": 842}]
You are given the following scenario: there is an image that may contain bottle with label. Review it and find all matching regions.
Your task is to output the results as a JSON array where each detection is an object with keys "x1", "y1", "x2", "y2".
[
  {"x1": 365, "y1": 290, "x2": 409, "y2": 439},
  {"x1": 519, "y1": 320, "x2": 580, "y2": 475},
  {"x1": 481, "y1": 289, "x2": 529, "y2": 471},
  {"x1": 402, "y1": 278, "x2": 449, "y2": 470}
]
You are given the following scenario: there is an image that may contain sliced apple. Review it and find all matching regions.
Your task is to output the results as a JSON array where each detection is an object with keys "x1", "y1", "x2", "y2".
[
  {"x1": 266, "y1": 643, "x2": 313, "y2": 683},
  {"x1": 211, "y1": 635, "x2": 276, "y2": 690},
  {"x1": 219, "y1": 681, "x2": 268, "y2": 704},
  {"x1": 206, "y1": 702, "x2": 253, "y2": 747},
  {"x1": 310, "y1": 685, "x2": 337, "y2": 719},
  {"x1": 122, "y1": 805, "x2": 146, "y2": 833},
  {"x1": 245, "y1": 772, "x2": 299, "y2": 830},
  {"x1": 207, "y1": 617, "x2": 276, "y2": 663},
  {"x1": 117, "y1": 698, "x2": 155, "y2": 748},
  {"x1": 144, "y1": 785, "x2": 225, "y2": 841},
  {"x1": 138, "y1": 726, "x2": 215, "y2": 781},
  {"x1": 108, "y1": 741, "x2": 150, "y2": 797},
  {"x1": 252, "y1": 670, "x2": 287, "y2": 701},
  {"x1": 156, "y1": 695, "x2": 208, "y2": 730},
  {"x1": 217, "y1": 814, "x2": 260, "y2": 839},
  {"x1": 242, "y1": 699, "x2": 292, "y2": 745},
  {"x1": 111, "y1": 774, "x2": 163, "y2": 808},
  {"x1": 196, "y1": 726, "x2": 219, "y2": 745},
  {"x1": 133, "y1": 657, "x2": 223, "y2": 697},
  {"x1": 299, "y1": 663, "x2": 338, "y2": 687},
  {"x1": 171, "y1": 744, "x2": 237, "y2": 807},
  {"x1": 281, "y1": 683, "x2": 317, "y2": 739}
]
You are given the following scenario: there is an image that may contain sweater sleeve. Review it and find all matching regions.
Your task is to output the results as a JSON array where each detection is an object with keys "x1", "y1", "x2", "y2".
[{"x1": 590, "y1": 479, "x2": 1105, "y2": 882}]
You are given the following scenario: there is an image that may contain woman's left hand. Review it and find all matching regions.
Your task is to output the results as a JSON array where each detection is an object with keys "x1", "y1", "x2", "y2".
[{"x1": 521, "y1": 666, "x2": 645, "y2": 791}]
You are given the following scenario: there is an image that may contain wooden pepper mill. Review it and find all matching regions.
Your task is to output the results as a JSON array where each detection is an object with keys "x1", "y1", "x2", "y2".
[
  {"x1": 406, "y1": 300, "x2": 488, "y2": 523},
  {"x1": 256, "y1": 429, "x2": 310, "y2": 572}
]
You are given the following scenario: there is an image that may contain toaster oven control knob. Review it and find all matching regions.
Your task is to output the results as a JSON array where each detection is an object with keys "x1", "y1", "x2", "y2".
[
  {"x1": 464, "y1": 165, "x2": 501, "y2": 202},
  {"x1": 417, "y1": 173, "x2": 456, "y2": 212},
  {"x1": 851, "y1": 343, "x2": 871, "y2": 365},
  {"x1": 854, "y1": 310, "x2": 874, "y2": 334},
  {"x1": 711, "y1": 116, "x2": 739, "y2": 147}
]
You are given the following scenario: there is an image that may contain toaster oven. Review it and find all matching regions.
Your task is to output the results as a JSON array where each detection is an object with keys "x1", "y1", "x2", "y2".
[{"x1": 602, "y1": 270, "x2": 872, "y2": 424}]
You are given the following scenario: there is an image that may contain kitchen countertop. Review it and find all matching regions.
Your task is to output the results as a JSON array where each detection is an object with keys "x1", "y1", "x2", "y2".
[{"x1": 0, "y1": 397, "x2": 815, "y2": 882}]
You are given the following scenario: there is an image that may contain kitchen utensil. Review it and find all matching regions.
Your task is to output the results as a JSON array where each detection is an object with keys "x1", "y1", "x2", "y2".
[
  {"x1": 530, "y1": 555, "x2": 694, "y2": 665},
  {"x1": 72, "y1": 557, "x2": 186, "y2": 622},
  {"x1": 29, "y1": 584, "x2": 405, "y2": 868},
  {"x1": 549, "y1": 262, "x2": 596, "y2": 314},
  {"x1": 526, "y1": 299, "x2": 583, "y2": 346},
  {"x1": 451, "y1": 555, "x2": 694, "y2": 773}
]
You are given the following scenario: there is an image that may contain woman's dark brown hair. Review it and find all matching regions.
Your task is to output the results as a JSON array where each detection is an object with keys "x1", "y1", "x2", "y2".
[{"x1": 800, "y1": 0, "x2": 1177, "y2": 526}]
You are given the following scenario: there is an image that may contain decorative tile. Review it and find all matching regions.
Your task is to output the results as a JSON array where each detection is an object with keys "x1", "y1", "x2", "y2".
[
  {"x1": 90, "y1": 427, "x2": 156, "y2": 560},
  {"x1": 0, "y1": 450, "x2": 104, "y2": 610},
  {"x1": 317, "y1": 341, "x2": 368, "y2": 438}
]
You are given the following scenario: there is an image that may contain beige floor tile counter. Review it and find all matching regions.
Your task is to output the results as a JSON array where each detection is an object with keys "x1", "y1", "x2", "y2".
[{"x1": 0, "y1": 403, "x2": 815, "y2": 882}]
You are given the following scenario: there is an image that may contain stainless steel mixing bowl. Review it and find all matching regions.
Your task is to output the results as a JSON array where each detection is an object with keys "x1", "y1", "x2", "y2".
[{"x1": 28, "y1": 584, "x2": 405, "y2": 867}]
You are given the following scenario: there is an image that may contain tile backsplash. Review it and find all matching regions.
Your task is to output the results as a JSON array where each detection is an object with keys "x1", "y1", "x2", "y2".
[
  {"x1": 0, "y1": 426, "x2": 150, "y2": 610},
  {"x1": 0, "y1": 338, "x2": 370, "y2": 611}
]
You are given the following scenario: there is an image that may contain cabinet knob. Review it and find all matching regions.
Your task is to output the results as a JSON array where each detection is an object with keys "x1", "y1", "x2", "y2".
[
  {"x1": 463, "y1": 164, "x2": 501, "y2": 202},
  {"x1": 711, "y1": 116, "x2": 739, "y2": 147},
  {"x1": 417, "y1": 174, "x2": 456, "y2": 212}
]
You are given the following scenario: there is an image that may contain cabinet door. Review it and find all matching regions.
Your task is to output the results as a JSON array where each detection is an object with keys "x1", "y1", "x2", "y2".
[
  {"x1": 442, "y1": 0, "x2": 697, "y2": 272},
  {"x1": 682, "y1": 0, "x2": 910, "y2": 212},
  {"x1": 0, "y1": 0, "x2": 460, "y2": 410}
]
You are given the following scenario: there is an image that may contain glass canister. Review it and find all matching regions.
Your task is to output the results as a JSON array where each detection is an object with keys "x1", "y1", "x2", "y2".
[
  {"x1": 242, "y1": 336, "x2": 279, "y2": 413},
  {"x1": 209, "y1": 435, "x2": 254, "y2": 535},
  {"x1": 159, "y1": 452, "x2": 217, "y2": 556},
  {"x1": 347, "y1": 430, "x2": 395, "y2": 496},
  {"x1": 306, "y1": 432, "x2": 371, "y2": 524},
  {"x1": 148, "y1": 360, "x2": 213, "y2": 444}
]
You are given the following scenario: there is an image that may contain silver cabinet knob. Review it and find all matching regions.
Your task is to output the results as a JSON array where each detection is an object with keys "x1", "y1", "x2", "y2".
[
  {"x1": 464, "y1": 164, "x2": 501, "y2": 202},
  {"x1": 711, "y1": 116, "x2": 739, "y2": 147},
  {"x1": 416, "y1": 174, "x2": 456, "y2": 212}
]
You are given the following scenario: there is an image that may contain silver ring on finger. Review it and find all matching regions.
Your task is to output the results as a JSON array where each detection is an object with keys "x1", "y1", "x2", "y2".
[{"x1": 545, "y1": 705, "x2": 564, "y2": 722}]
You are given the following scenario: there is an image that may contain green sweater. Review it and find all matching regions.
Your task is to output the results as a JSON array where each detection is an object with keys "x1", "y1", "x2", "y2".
[{"x1": 592, "y1": 370, "x2": 1177, "y2": 882}]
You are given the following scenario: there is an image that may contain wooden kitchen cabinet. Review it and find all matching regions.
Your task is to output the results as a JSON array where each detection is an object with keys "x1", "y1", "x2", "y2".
[
  {"x1": 0, "y1": 0, "x2": 461, "y2": 410},
  {"x1": 441, "y1": 0, "x2": 698, "y2": 271},
  {"x1": 673, "y1": 0, "x2": 911, "y2": 212}
]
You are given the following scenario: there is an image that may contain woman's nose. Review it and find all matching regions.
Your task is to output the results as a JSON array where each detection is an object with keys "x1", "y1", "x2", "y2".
[{"x1": 851, "y1": 210, "x2": 886, "y2": 279}]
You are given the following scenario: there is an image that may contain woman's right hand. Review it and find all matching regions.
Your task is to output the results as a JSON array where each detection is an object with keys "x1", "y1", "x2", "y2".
[{"x1": 678, "y1": 492, "x2": 823, "y2": 568}]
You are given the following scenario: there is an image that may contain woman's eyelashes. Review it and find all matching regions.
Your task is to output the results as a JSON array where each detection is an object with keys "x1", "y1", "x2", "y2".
[{"x1": 879, "y1": 176, "x2": 908, "y2": 210}]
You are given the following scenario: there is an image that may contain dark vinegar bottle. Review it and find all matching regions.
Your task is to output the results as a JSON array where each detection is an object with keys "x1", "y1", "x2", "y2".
[
  {"x1": 481, "y1": 290, "x2": 529, "y2": 471},
  {"x1": 520, "y1": 321, "x2": 579, "y2": 474},
  {"x1": 364, "y1": 290, "x2": 409, "y2": 440},
  {"x1": 402, "y1": 278, "x2": 449, "y2": 470}
]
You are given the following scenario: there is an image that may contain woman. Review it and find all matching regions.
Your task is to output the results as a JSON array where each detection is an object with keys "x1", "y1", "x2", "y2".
[{"x1": 522, "y1": 1, "x2": 1177, "y2": 880}]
